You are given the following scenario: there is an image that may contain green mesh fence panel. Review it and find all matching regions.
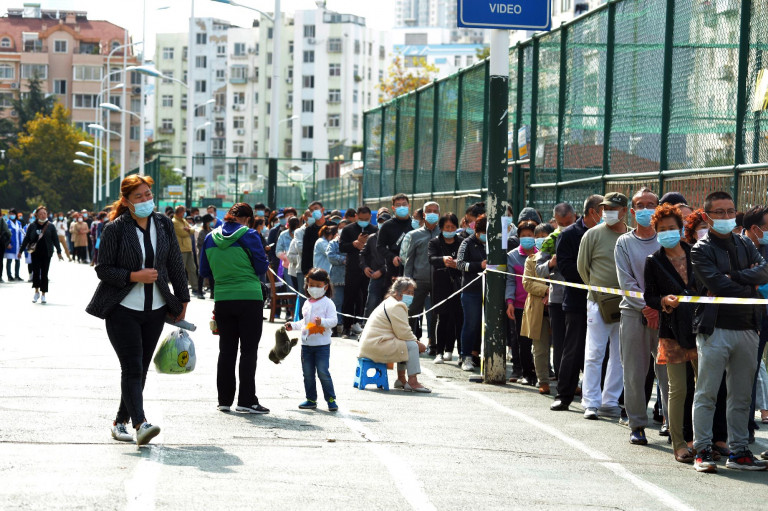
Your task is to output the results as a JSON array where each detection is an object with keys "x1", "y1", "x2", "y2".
[
  {"x1": 458, "y1": 65, "x2": 486, "y2": 190},
  {"x1": 610, "y1": 0, "x2": 665, "y2": 175},
  {"x1": 434, "y1": 75, "x2": 459, "y2": 193},
  {"x1": 562, "y1": 9, "x2": 608, "y2": 182},
  {"x1": 416, "y1": 85, "x2": 435, "y2": 195},
  {"x1": 382, "y1": 106, "x2": 397, "y2": 197},
  {"x1": 744, "y1": 2, "x2": 768, "y2": 164},
  {"x1": 364, "y1": 111, "x2": 382, "y2": 198},
  {"x1": 560, "y1": 183, "x2": 600, "y2": 210},
  {"x1": 519, "y1": 43, "x2": 534, "y2": 209},
  {"x1": 397, "y1": 94, "x2": 417, "y2": 195},
  {"x1": 535, "y1": 30, "x2": 560, "y2": 189},
  {"x1": 668, "y1": 1, "x2": 739, "y2": 169}
]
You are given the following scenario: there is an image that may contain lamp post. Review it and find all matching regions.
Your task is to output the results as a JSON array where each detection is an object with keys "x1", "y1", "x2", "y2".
[
  {"x1": 89, "y1": 123, "x2": 121, "y2": 201},
  {"x1": 104, "y1": 41, "x2": 142, "y2": 184},
  {"x1": 74, "y1": 159, "x2": 96, "y2": 204},
  {"x1": 78, "y1": 141, "x2": 96, "y2": 202}
]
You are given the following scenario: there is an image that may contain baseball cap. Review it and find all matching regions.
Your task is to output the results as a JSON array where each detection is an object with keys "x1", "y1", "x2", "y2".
[{"x1": 600, "y1": 192, "x2": 628, "y2": 208}]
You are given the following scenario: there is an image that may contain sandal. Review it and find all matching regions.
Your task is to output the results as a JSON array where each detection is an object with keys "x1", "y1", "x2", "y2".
[{"x1": 674, "y1": 450, "x2": 695, "y2": 464}]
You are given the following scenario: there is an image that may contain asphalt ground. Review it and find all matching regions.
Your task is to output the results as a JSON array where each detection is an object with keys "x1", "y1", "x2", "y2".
[{"x1": 1, "y1": 258, "x2": 767, "y2": 510}]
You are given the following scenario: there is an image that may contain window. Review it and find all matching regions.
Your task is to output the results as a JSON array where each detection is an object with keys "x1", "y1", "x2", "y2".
[
  {"x1": 353, "y1": 90, "x2": 358, "y2": 103},
  {"x1": 253, "y1": 43, "x2": 259, "y2": 55},
  {"x1": 162, "y1": 95, "x2": 173, "y2": 107},
  {"x1": 379, "y1": 45, "x2": 385, "y2": 59},
  {"x1": 131, "y1": 98, "x2": 141, "y2": 112},
  {"x1": 254, "y1": 92, "x2": 259, "y2": 103},
  {"x1": 352, "y1": 114, "x2": 359, "y2": 129},
  {"x1": 267, "y1": 77, "x2": 271, "y2": 89},
  {"x1": 109, "y1": 95, "x2": 122, "y2": 109},
  {"x1": 54, "y1": 40, "x2": 68, "y2": 53},
  {"x1": 196, "y1": 129, "x2": 206, "y2": 142},
  {"x1": 111, "y1": 41, "x2": 120, "y2": 52},
  {"x1": 368, "y1": 42, "x2": 373, "y2": 56},
  {"x1": 268, "y1": 27, "x2": 273, "y2": 39},
  {"x1": 354, "y1": 64, "x2": 359, "y2": 78},
  {"x1": 162, "y1": 70, "x2": 174, "y2": 84},
  {"x1": 253, "y1": 117, "x2": 259, "y2": 129},
  {"x1": 109, "y1": 66, "x2": 123, "y2": 83},
  {"x1": 0, "y1": 64, "x2": 14, "y2": 79},
  {"x1": 301, "y1": 151, "x2": 313, "y2": 161},
  {"x1": 302, "y1": 100, "x2": 314, "y2": 113},
  {"x1": 287, "y1": 66, "x2": 293, "y2": 79},
  {"x1": 267, "y1": 52, "x2": 272, "y2": 65},
  {"x1": 196, "y1": 33, "x2": 207, "y2": 44},
  {"x1": 161, "y1": 118, "x2": 173, "y2": 131},
  {"x1": 253, "y1": 67, "x2": 259, "y2": 82},
  {"x1": 73, "y1": 94, "x2": 99, "y2": 108},
  {"x1": 285, "y1": 139, "x2": 292, "y2": 157},
  {"x1": 233, "y1": 92, "x2": 245, "y2": 105},
  {"x1": 0, "y1": 93, "x2": 13, "y2": 107},
  {"x1": 21, "y1": 64, "x2": 47, "y2": 79},
  {"x1": 466, "y1": 55, "x2": 473, "y2": 66},
  {"x1": 367, "y1": 67, "x2": 371, "y2": 80},
  {"x1": 329, "y1": 63, "x2": 341, "y2": 77},
  {"x1": 195, "y1": 56, "x2": 207, "y2": 68},
  {"x1": 217, "y1": 44, "x2": 226, "y2": 56},
  {"x1": 267, "y1": 102, "x2": 270, "y2": 114},
  {"x1": 195, "y1": 80, "x2": 207, "y2": 93},
  {"x1": 0, "y1": 37, "x2": 10, "y2": 48},
  {"x1": 561, "y1": 0, "x2": 571, "y2": 11},
  {"x1": 289, "y1": 41, "x2": 294, "y2": 53},
  {"x1": 162, "y1": 47, "x2": 174, "y2": 59},
  {"x1": 54, "y1": 80, "x2": 66, "y2": 95},
  {"x1": 233, "y1": 141, "x2": 244, "y2": 154},
  {"x1": 354, "y1": 40, "x2": 360, "y2": 54},
  {"x1": 233, "y1": 116, "x2": 244, "y2": 129},
  {"x1": 328, "y1": 89, "x2": 341, "y2": 103},
  {"x1": 252, "y1": 140, "x2": 258, "y2": 155},
  {"x1": 181, "y1": 94, "x2": 187, "y2": 110},
  {"x1": 303, "y1": 75, "x2": 314, "y2": 88},
  {"x1": 212, "y1": 139, "x2": 225, "y2": 155},
  {"x1": 328, "y1": 38, "x2": 342, "y2": 53},
  {"x1": 234, "y1": 42, "x2": 246, "y2": 56},
  {"x1": 303, "y1": 50, "x2": 314, "y2": 63},
  {"x1": 183, "y1": 71, "x2": 188, "y2": 83},
  {"x1": 327, "y1": 114, "x2": 340, "y2": 128},
  {"x1": 230, "y1": 65, "x2": 247, "y2": 81},
  {"x1": 379, "y1": 69, "x2": 384, "y2": 81},
  {"x1": 195, "y1": 153, "x2": 205, "y2": 165},
  {"x1": 454, "y1": 55, "x2": 461, "y2": 67},
  {"x1": 182, "y1": 46, "x2": 188, "y2": 60},
  {"x1": 304, "y1": 25, "x2": 315, "y2": 38},
  {"x1": 130, "y1": 126, "x2": 140, "y2": 141},
  {"x1": 216, "y1": 69, "x2": 225, "y2": 80}
]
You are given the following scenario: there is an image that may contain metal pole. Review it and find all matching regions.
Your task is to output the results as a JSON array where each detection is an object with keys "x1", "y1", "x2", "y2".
[
  {"x1": 480, "y1": 60, "x2": 490, "y2": 194},
  {"x1": 267, "y1": 0, "x2": 282, "y2": 209},
  {"x1": 430, "y1": 81, "x2": 440, "y2": 200},
  {"x1": 186, "y1": 0, "x2": 196, "y2": 201},
  {"x1": 602, "y1": 2, "x2": 616, "y2": 196},
  {"x1": 658, "y1": 0, "x2": 675, "y2": 195},
  {"x1": 412, "y1": 89, "x2": 421, "y2": 199},
  {"x1": 235, "y1": 155, "x2": 240, "y2": 204},
  {"x1": 529, "y1": 37, "x2": 540, "y2": 208},
  {"x1": 483, "y1": 29, "x2": 509, "y2": 385},
  {"x1": 514, "y1": 45, "x2": 524, "y2": 215},
  {"x1": 454, "y1": 71, "x2": 464, "y2": 193},
  {"x1": 555, "y1": 26, "x2": 568, "y2": 204},
  {"x1": 734, "y1": 0, "x2": 753, "y2": 204},
  {"x1": 120, "y1": 29, "x2": 128, "y2": 181},
  {"x1": 379, "y1": 106, "x2": 386, "y2": 199},
  {"x1": 139, "y1": 0, "x2": 146, "y2": 173},
  {"x1": 394, "y1": 105, "x2": 401, "y2": 195}
]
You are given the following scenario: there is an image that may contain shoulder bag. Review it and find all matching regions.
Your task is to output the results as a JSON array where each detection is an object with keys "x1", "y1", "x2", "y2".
[{"x1": 28, "y1": 223, "x2": 49, "y2": 253}]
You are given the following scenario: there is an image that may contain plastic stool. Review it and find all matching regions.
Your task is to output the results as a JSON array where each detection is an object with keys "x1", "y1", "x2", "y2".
[{"x1": 354, "y1": 358, "x2": 389, "y2": 390}]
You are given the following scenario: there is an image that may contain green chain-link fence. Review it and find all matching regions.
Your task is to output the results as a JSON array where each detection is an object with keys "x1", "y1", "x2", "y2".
[{"x1": 364, "y1": 0, "x2": 768, "y2": 216}]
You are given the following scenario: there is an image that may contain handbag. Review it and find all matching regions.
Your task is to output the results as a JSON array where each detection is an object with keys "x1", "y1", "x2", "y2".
[
  {"x1": 28, "y1": 223, "x2": 49, "y2": 253},
  {"x1": 595, "y1": 291, "x2": 622, "y2": 323},
  {"x1": 649, "y1": 256, "x2": 697, "y2": 349}
]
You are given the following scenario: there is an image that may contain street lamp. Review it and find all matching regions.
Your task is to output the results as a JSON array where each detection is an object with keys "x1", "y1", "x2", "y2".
[
  {"x1": 100, "y1": 102, "x2": 140, "y2": 120},
  {"x1": 75, "y1": 151, "x2": 94, "y2": 160}
]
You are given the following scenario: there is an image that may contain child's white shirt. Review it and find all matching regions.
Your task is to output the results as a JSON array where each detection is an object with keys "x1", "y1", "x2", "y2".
[{"x1": 287, "y1": 296, "x2": 338, "y2": 346}]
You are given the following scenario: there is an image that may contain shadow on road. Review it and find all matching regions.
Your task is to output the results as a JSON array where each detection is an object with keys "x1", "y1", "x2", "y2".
[{"x1": 124, "y1": 445, "x2": 243, "y2": 473}]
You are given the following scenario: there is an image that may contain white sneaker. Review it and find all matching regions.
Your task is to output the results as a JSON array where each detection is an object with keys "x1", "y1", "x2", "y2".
[
  {"x1": 40, "y1": 295, "x2": 46, "y2": 304},
  {"x1": 32, "y1": 291, "x2": 40, "y2": 303},
  {"x1": 136, "y1": 422, "x2": 161, "y2": 446},
  {"x1": 433, "y1": 354, "x2": 444, "y2": 364},
  {"x1": 461, "y1": 357, "x2": 475, "y2": 371},
  {"x1": 443, "y1": 353, "x2": 453, "y2": 362},
  {"x1": 350, "y1": 323, "x2": 363, "y2": 334},
  {"x1": 110, "y1": 422, "x2": 134, "y2": 442}
]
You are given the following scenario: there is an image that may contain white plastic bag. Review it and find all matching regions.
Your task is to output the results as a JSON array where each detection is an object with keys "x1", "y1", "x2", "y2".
[{"x1": 153, "y1": 328, "x2": 196, "y2": 374}]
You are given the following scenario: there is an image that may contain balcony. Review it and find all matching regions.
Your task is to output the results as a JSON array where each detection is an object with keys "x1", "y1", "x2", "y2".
[
  {"x1": 158, "y1": 127, "x2": 175, "y2": 134},
  {"x1": 230, "y1": 76, "x2": 247, "y2": 84},
  {"x1": 23, "y1": 43, "x2": 46, "y2": 53},
  {"x1": 77, "y1": 43, "x2": 100, "y2": 55},
  {"x1": 230, "y1": 53, "x2": 247, "y2": 59}
]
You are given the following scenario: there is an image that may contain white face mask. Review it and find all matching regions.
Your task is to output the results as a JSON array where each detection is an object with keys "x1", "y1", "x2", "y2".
[
  {"x1": 602, "y1": 210, "x2": 620, "y2": 226},
  {"x1": 307, "y1": 286, "x2": 326, "y2": 299},
  {"x1": 696, "y1": 228, "x2": 708, "y2": 240}
]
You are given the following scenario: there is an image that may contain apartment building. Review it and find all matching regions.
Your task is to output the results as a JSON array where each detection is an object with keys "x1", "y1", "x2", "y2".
[
  {"x1": 0, "y1": 5, "x2": 140, "y2": 167},
  {"x1": 395, "y1": 0, "x2": 487, "y2": 44},
  {"x1": 392, "y1": 27, "x2": 484, "y2": 79}
]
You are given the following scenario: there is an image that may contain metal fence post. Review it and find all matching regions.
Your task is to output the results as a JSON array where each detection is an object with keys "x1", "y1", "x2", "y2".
[
  {"x1": 362, "y1": 112, "x2": 368, "y2": 202},
  {"x1": 601, "y1": 2, "x2": 617, "y2": 196},
  {"x1": 312, "y1": 159, "x2": 317, "y2": 202},
  {"x1": 481, "y1": 60, "x2": 490, "y2": 193},
  {"x1": 431, "y1": 80, "x2": 440, "y2": 200},
  {"x1": 734, "y1": 0, "x2": 753, "y2": 202},
  {"x1": 556, "y1": 25, "x2": 569, "y2": 204},
  {"x1": 529, "y1": 37, "x2": 540, "y2": 208},
  {"x1": 454, "y1": 71, "x2": 464, "y2": 193},
  {"x1": 514, "y1": 44, "x2": 525, "y2": 215},
  {"x1": 394, "y1": 104, "x2": 401, "y2": 195},
  {"x1": 234, "y1": 156, "x2": 240, "y2": 204},
  {"x1": 658, "y1": 0, "x2": 676, "y2": 195},
  {"x1": 412, "y1": 90, "x2": 421, "y2": 200},
  {"x1": 379, "y1": 107, "x2": 386, "y2": 200}
]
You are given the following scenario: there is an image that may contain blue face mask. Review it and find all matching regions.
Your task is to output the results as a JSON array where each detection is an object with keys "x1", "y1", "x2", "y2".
[
  {"x1": 520, "y1": 237, "x2": 536, "y2": 250},
  {"x1": 425, "y1": 212, "x2": 439, "y2": 225},
  {"x1": 401, "y1": 294, "x2": 414, "y2": 307},
  {"x1": 83, "y1": 213, "x2": 88, "y2": 219},
  {"x1": 279, "y1": 218, "x2": 287, "y2": 226},
  {"x1": 634, "y1": 208, "x2": 653, "y2": 227},
  {"x1": 442, "y1": 230, "x2": 457, "y2": 239},
  {"x1": 535, "y1": 237, "x2": 545, "y2": 250},
  {"x1": 478, "y1": 234, "x2": 487, "y2": 243},
  {"x1": 657, "y1": 230, "x2": 681, "y2": 249},
  {"x1": 58, "y1": 216, "x2": 63, "y2": 221},
  {"x1": 130, "y1": 199, "x2": 155, "y2": 218},
  {"x1": 256, "y1": 210, "x2": 265, "y2": 217},
  {"x1": 711, "y1": 218, "x2": 736, "y2": 235},
  {"x1": 307, "y1": 216, "x2": 316, "y2": 226},
  {"x1": 465, "y1": 227, "x2": 475, "y2": 236},
  {"x1": 411, "y1": 219, "x2": 420, "y2": 230},
  {"x1": 395, "y1": 206, "x2": 409, "y2": 218},
  {"x1": 261, "y1": 227, "x2": 269, "y2": 235},
  {"x1": 312, "y1": 209, "x2": 322, "y2": 221},
  {"x1": 357, "y1": 220, "x2": 369, "y2": 229}
]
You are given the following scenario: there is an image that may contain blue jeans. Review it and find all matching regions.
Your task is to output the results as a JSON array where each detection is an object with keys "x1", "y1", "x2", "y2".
[
  {"x1": 301, "y1": 344, "x2": 336, "y2": 402},
  {"x1": 460, "y1": 291, "x2": 482, "y2": 358},
  {"x1": 331, "y1": 285, "x2": 344, "y2": 326},
  {"x1": 364, "y1": 275, "x2": 389, "y2": 318}
]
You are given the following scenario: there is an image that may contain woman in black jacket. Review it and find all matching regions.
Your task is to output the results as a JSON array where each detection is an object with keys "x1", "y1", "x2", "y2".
[
  {"x1": 19, "y1": 206, "x2": 62, "y2": 303},
  {"x1": 428, "y1": 213, "x2": 464, "y2": 364},
  {"x1": 86, "y1": 174, "x2": 190, "y2": 447},
  {"x1": 644, "y1": 203, "x2": 700, "y2": 464},
  {"x1": 457, "y1": 215, "x2": 487, "y2": 371}
]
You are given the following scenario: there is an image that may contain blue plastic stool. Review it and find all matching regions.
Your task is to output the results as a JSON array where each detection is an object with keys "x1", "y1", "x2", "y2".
[{"x1": 354, "y1": 358, "x2": 389, "y2": 390}]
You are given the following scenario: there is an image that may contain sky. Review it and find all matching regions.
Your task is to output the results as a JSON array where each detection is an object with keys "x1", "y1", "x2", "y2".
[{"x1": 33, "y1": 0, "x2": 396, "y2": 59}]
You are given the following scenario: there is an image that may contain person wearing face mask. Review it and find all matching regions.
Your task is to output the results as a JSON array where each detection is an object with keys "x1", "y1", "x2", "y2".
[
  {"x1": 0, "y1": 213, "x2": 10, "y2": 282},
  {"x1": 196, "y1": 214, "x2": 216, "y2": 299},
  {"x1": 399, "y1": 208, "x2": 424, "y2": 270},
  {"x1": 70, "y1": 213, "x2": 90, "y2": 263},
  {"x1": 521, "y1": 222, "x2": 555, "y2": 394},
  {"x1": 326, "y1": 219, "x2": 349, "y2": 333},
  {"x1": 644, "y1": 204, "x2": 700, "y2": 464},
  {"x1": 615, "y1": 188, "x2": 670, "y2": 446},
  {"x1": 301, "y1": 201, "x2": 326, "y2": 279},
  {"x1": 4, "y1": 208, "x2": 25, "y2": 281},
  {"x1": 404, "y1": 202, "x2": 441, "y2": 353},
  {"x1": 53, "y1": 212, "x2": 72, "y2": 262},
  {"x1": 377, "y1": 193, "x2": 414, "y2": 282},
  {"x1": 459, "y1": 202, "x2": 486, "y2": 240},
  {"x1": 288, "y1": 210, "x2": 311, "y2": 310},
  {"x1": 505, "y1": 220, "x2": 539, "y2": 386},
  {"x1": 199, "y1": 202, "x2": 269, "y2": 415},
  {"x1": 313, "y1": 225, "x2": 336, "y2": 274},
  {"x1": 576, "y1": 192, "x2": 629, "y2": 421},
  {"x1": 86, "y1": 175, "x2": 190, "y2": 447},
  {"x1": 358, "y1": 277, "x2": 430, "y2": 392},
  {"x1": 457, "y1": 215, "x2": 488, "y2": 371},
  {"x1": 688, "y1": 191, "x2": 768, "y2": 472},
  {"x1": 19, "y1": 206, "x2": 63, "y2": 303},
  {"x1": 362, "y1": 214, "x2": 391, "y2": 319},
  {"x1": 339, "y1": 206, "x2": 378, "y2": 337},
  {"x1": 682, "y1": 209, "x2": 709, "y2": 245}
]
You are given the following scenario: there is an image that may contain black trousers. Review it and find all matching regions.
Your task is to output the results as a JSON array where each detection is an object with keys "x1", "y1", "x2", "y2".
[
  {"x1": 6, "y1": 258, "x2": 20, "y2": 279},
  {"x1": 106, "y1": 305, "x2": 167, "y2": 426},
  {"x1": 509, "y1": 307, "x2": 535, "y2": 380},
  {"x1": 555, "y1": 311, "x2": 587, "y2": 404},
  {"x1": 434, "y1": 293, "x2": 463, "y2": 354},
  {"x1": 342, "y1": 270, "x2": 368, "y2": 330},
  {"x1": 549, "y1": 303, "x2": 566, "y2": 378},
  {"x1": 215, "y1": 300, "x2": 263, "y2": 407},
  {"x1": 30, "y1": 248, "x2": 52, "y2": 292}
]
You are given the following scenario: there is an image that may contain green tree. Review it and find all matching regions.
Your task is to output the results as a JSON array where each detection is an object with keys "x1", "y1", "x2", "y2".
[
  {"x1": 11, "y1": 74, "x2": 56, "y2": 133},
  {"x1": 475, "y1": 46, "x2": 490, "y2": 60},
  {"x1": 379, "y1": 56, "x2": 439, "y2": 102},
  {"x1": 2, "y1": 104, "x2": 93, "y2": 211}
]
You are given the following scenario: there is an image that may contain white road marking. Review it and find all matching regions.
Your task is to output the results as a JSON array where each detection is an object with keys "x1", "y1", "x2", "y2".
[
  {"x1": 341, "y1": 412, "x2": 436, "y2": 511},
  {"x1": 423, "y1": 369, "x2": 696, "y2": 511}
]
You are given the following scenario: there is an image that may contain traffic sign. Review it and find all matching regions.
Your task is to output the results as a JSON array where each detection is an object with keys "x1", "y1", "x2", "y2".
[{"x1": 457, "y1": 0, "x2": 552, "y2": 31}]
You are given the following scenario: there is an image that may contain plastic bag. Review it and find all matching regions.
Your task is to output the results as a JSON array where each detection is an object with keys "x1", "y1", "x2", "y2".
[{"x1": 153, "y1": 328, "x2": 196, "y2": 374}]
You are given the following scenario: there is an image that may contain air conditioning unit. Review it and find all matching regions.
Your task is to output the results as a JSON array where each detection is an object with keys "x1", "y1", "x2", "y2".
[
  {"x1": 10, "y1": 109, "x2": 17, "y2": 117},
  {"x1": 132, "y1": 86, "x2": 141, "y2": 95},
  {"x1": 307, "y1": 38, "x2": 316, "y2": 44},
  {"x1": 286, "y1": 77, "x2": 292, "y2": 84},
  {"x1": 10, "y1": 82, "x2": 18, "y2": 89},
  {"x1": 286, "y1": 103, "x2": 292, "y2": 110},
  {"x1": 237, "y1": 128, "x2": 245, "y2": 136}
]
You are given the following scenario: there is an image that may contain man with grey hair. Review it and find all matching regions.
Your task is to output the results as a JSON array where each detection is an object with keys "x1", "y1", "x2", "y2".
[{"x1": 404, "y1": 201, "x2": 441, "y2": 352}]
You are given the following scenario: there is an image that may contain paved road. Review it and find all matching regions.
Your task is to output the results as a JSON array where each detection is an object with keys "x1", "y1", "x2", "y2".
[{"x1": 1, "y1": 258, "x2": 767, "y2": 510}]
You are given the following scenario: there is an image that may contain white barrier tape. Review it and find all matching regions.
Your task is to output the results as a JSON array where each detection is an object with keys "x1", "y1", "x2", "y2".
[{"x1": 483, "y1": 267, "x2": 768, "y2": 306}]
